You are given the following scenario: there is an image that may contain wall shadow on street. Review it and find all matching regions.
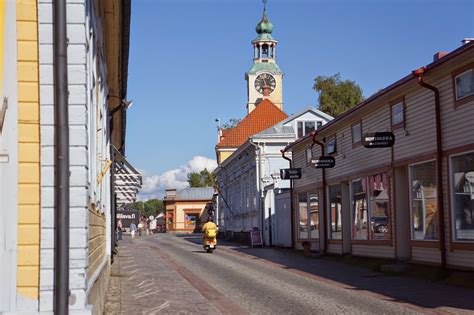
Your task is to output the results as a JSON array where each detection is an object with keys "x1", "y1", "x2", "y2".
[{"x1": 219, "y1": 242, "x2": 474, "y2": 312}]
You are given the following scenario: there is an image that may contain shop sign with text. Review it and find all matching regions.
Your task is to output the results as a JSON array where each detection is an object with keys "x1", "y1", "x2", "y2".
[{"x1": 363, "y1": 132, "x2": 395, "y2": 148}]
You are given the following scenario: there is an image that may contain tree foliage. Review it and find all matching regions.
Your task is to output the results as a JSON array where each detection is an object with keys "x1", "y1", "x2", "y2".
[
  {"x1": 130, "y1": 199, "x2": 163, "y2": 217},
  {"x1": 313, "y1": 73, "x2": 364, "y2": 117},
  {"x1": 187, "y1": 168, "x2": 216, "y2": 188},
  {"x1": 221, "y1": 118, "x2": 241, "y2": 129}
]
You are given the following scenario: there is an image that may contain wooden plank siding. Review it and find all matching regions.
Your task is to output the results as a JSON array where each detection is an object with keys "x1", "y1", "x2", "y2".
[{"x1": 87, "y1": 209, "x2": 106, "y2": 282}]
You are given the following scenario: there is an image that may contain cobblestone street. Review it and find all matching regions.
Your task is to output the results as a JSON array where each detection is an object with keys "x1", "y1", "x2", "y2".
[{"x1": 104, "y1": 234, "x2": 474, "y2": 314}]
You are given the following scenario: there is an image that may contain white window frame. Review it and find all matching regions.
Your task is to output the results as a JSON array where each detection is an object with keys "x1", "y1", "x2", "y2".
[
  {"x1": 454, "y1": 68, "x2": 474, "y2": 101},
  {"x1": 449, "y1": 150, "x2": 474, "y2": 243},
  {"x1": 306, "y1": 146, "x2": 313, "y2": 164},
  {"x1": 391, "y1": 101, "x2": 404, "y2": 126},
  {"x1": 297, "y1": 120, "x2": 318, "y2": 138},
  {"x1": 352, "y1": 122, "x2": 362, "y2": 145},
  {"x1": 327, "y1": 135, "x2": 336, "y2": 155},
  {"x1": 408, "y1": 159, "x2": 438, "y2": 241}
]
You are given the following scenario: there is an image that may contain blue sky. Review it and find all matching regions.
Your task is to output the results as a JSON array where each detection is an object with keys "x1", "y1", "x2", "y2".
[{"x1": 126, "y1": 0, "x2": 473, "y2": 199}]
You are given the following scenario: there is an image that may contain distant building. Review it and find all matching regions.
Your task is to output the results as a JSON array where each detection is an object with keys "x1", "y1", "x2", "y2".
[
  {"x1": 215, "y1": 107, "x2": 332, "y2": 245},
  {"x1": 164, "y1": 188, "x2": 215, "y2": 233},
  {"x1": 214, "y1": 2, "x2": 332, "y2": 245}
]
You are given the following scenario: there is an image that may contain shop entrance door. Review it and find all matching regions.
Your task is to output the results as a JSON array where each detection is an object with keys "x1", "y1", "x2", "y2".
[{"x1": 394, "y1": 166, "x2": 410, "y2": 260}]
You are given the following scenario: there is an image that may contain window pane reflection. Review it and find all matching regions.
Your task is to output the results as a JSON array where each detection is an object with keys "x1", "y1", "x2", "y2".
[
  {"x1": 309, "y1": 193, "x2": 319, "y2": 239},
  {"x1": 328, "y1": 185, "x2": 342, "y2": 240},
  {"x1": 452, "y1": 152, "x2": 474, "y2": 241},
  {"x1": 410, "y1": 161, "x2": 438, "y2": 240},
  {"x1": 352, "y1": 178, "x2": 368, "y2": 240},
  {"x1": 298, "y1": 193, "x2": 308, "y2": 239}
]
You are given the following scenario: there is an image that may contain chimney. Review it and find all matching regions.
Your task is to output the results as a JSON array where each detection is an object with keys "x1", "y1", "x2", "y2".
[
  {"x1": 433, "y1": 51, "x2": 449, "y2": 62},
  {"x1": 462, "y1": 38, "x2": 474, "y2": 45}
]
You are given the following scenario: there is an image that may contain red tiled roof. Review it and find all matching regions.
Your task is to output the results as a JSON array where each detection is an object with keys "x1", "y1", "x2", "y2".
[{"x1": 216, "y1": 99, "x2": 288, "y2": 148}]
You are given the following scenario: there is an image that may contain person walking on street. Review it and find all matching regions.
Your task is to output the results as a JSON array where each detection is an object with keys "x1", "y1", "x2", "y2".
[
  {"x1": 130, "y1": 222, "x2": 137, "y2": 239},
  {"x1": 117, "y1": 219, "x2": 123, "y2": 241}
]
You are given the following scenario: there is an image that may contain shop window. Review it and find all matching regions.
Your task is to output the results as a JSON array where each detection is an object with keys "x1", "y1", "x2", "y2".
[
  {"x1": 185, "y1": 213, "x2": 199, "y2": 227},
  {"x1": 454, "y1": 68, "x2": 474, "y2": 102},
  {"x1": 391, "y1": 101, "x2": 404, "y2": 127},
  {"x1": 451, "y1": 152, "x2": 474, "y2": 241},
  {"x1": 327, "y1": 136, "x2": 336, "y2": 155},
  {"x1": 368, "y1": 173, "x2": 390, "y2": 240},
  {"x1": 351, "y1": 178, "x2": 368, "y2": 240},
  {"x1": 309, "y1": 193, "x2": 319, "y2": 239},
  {"x1": 297, "y1": 121, "x2": 317, "y2": 138},
  {"x1": 328, "y1": 184, "x2": 342, "y2": 240},
  {"x1": 409, "y1": 161, "x2": 438, "y2": 240},
  {"x1": 298, "y1": 193, "x2": 308, "y2": 239},
  {"x1": 352, "y1": 122, "x2": 362, "y2": 145}
]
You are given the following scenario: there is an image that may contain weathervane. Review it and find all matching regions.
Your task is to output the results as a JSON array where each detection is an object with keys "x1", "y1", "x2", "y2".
[{"x1": 263, "y1": 0, "x2": 267, "y2": 11}]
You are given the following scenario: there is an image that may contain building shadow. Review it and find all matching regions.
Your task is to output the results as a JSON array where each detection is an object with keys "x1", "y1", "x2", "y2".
[{"x1": 218, "y1": 241, "x2": 474, "y2": 312}]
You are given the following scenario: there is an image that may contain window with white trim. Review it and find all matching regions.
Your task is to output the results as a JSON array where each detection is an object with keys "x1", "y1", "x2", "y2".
[
  {"x1": 352, "y1": 122, "x2": 362, "y2": 144},
  {"x1": 454, "y1": 68, "x2": 474, "y2": 101},
  {"x1": 391, "y1": 101, "x2": 404, "y2": 126},
  {"x1": 327, "y1": 136, "x2": 336, "y2": 155},
  {"x1": 297, "y1": 121, "x2": 317, "y2": 138}
]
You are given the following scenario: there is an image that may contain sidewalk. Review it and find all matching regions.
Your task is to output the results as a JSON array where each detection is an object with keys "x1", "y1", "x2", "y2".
[{"x1": 104, "y1": 236, "x2": 221, "y2": 314}]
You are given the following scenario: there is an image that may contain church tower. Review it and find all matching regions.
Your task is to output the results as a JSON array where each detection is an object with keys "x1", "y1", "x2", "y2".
[{"x1": 246, "y1": 0, "x2": 283, "y2": 114}]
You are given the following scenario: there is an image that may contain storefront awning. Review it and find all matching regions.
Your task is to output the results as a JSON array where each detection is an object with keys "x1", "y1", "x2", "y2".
[{"x1": 113, "y1": 147, "x2": 142, "y2": 205}]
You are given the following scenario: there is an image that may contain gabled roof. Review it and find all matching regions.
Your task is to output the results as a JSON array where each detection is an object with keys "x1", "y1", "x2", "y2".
[
  {"x1": 281, "y1": 106, "x2": 333, "y2": 124},
  {"x1": 216, "y1": 99, "x2": 288, "y2": 148}
]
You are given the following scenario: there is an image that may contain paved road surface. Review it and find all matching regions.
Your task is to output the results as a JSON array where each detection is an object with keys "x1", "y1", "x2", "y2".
[{"x1": 105, "y1": 233, "x2": 474, "y2": 314}]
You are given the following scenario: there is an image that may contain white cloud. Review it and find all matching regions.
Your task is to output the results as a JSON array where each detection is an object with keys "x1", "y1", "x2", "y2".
[{"x1": 138, "y1": 156, "x2": 217, "y2": 201}]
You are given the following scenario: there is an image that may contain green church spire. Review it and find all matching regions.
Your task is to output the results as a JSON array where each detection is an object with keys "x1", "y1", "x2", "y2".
[{"x1": 255, "y1": 0, "x2": 273, "y2": 35}]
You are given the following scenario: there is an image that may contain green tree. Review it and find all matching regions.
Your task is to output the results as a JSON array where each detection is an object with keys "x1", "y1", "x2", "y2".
[
  {"x1": 143, "y1": 199, "x2": 163, "y2": 216},
  {"x1": 313, "y1": 73, "x2": 364, "y2": 117},
  {"x1": 130, "y1": 201, "x2": 144, "y2": 212},
  {"x1": 187, "y1": 168, "x2": 216, "y2": 188},
  {"x1": 221, "y1": 118, "x2": 241, "y2": 129}
]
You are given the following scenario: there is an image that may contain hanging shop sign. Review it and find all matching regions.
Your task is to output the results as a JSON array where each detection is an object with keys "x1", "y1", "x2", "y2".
[
  {"x1": 116, "y1": 209, "x2": 140, "y2": 228},
  {"x1": 363, "y1": 132, "x2": 395, "y2": 148},
  {"x1": 311, "y1": 156, "x2": 336, "y2": 169},
  {"x1": 280, "y1": 168, "x2": 302, "y2": 180}
]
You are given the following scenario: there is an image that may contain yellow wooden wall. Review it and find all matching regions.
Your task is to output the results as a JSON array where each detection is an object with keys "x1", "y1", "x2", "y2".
[{"x1": 16, "y1": 0, "x2": 40, "y2": 300}]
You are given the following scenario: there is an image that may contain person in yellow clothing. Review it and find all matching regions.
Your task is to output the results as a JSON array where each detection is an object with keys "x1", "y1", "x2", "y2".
[
  {"x1": 202, "y1": 216, "x2": 218, "y2": 236},
  {"x1": 202, "y1": 217, "x2": 218, "y2": 251}
]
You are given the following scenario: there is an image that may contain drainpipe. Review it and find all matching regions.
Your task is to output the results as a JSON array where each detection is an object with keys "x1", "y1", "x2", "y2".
[
  {"x1": 249, "y1": 140, "x2": 265, "y2": 242},
  {"x1": 281, "y1": 149, "x2": 295, "y2": 248},
  {"x1": 53, "y1": 0, "x2": 70, "y2": 313},
  {"x1": 412, "y1": 67, "x2": 447, "y2": 268},
  {"x1": 311, "y1": 132, "x2": 328, "y2": 253}
]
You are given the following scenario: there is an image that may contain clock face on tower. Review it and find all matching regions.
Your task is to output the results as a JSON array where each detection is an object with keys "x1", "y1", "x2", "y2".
[{"x1": 254, "y1": 73, "x2": 276, "y2": 94}]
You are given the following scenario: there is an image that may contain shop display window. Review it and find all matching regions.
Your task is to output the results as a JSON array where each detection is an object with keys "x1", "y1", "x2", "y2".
[
  {"x1": 368, "y1": 173, "x2": 390, "y2": 240},
  {"x1": 451, "y1": 152, "x2": 474, "y2": 241},
  {"x1": 298, "y1": 193, "x2": 308, "y2": 239},
  {"x1": 351, "y1": 174, "x2": 391, "y2": 241},
  {"x1": 352, "y1": 178, "x2": 368, "y2": 240},
  {"x1": 409, "y1": 161, "x2": 439, "y2": 240},
  {"x1": 328, "y1": 184, "x2": 342, "y2": 239},
  {"x1": 309, "y1": 193, "x2": 319, "y2": 239}
]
